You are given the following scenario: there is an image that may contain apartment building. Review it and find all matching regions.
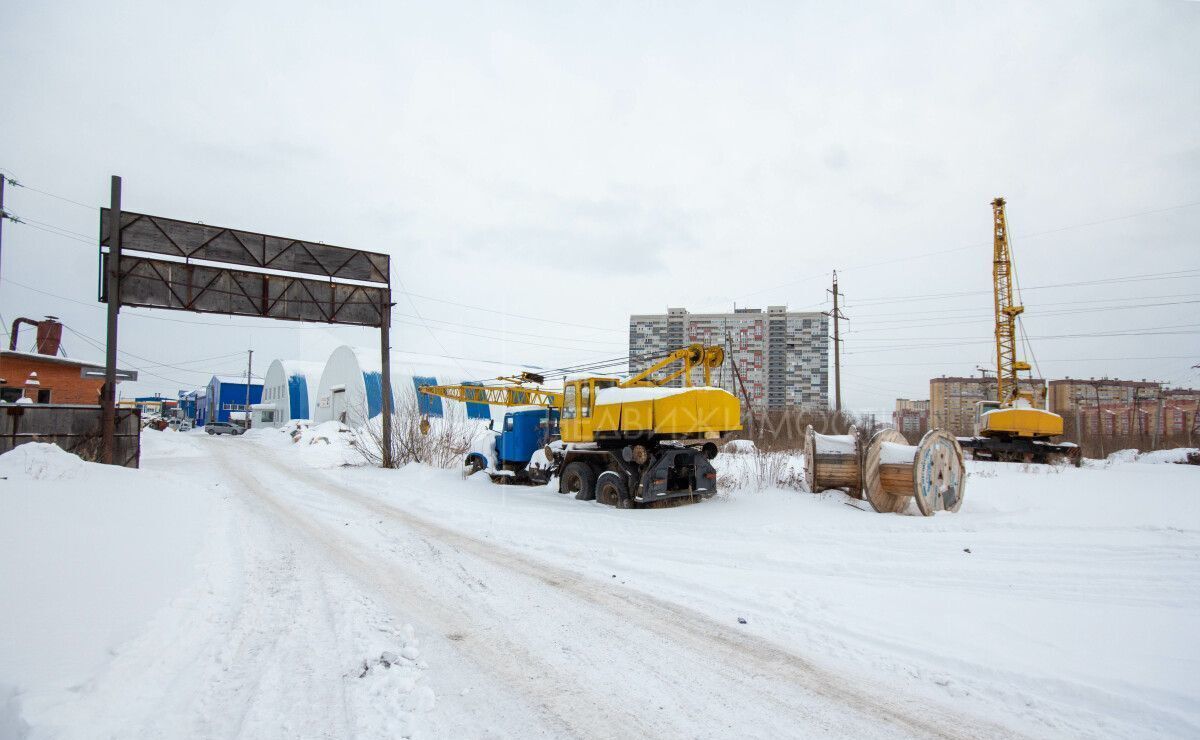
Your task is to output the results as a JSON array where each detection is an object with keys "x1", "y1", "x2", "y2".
[
  {"x1": 628, "y1": 306, "x2": 828, "y2": 409},
  {"x1": 893, "y1": 398, "x2": 930, "y2": 438},
  {"x1": 929, "y1": 375, "x2": 1048, "y2": 437},
  {"x1": 1049, "y1": 378, "x2": 1198, "y2": 436}
]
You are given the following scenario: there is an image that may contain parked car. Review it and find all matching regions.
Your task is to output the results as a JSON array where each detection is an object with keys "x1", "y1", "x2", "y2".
[{"x1": 205, "y1": 421, "x2": 244, "y2": 436}]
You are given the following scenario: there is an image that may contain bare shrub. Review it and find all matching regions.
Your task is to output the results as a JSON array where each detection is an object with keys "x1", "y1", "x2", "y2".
[
  {"x1": 718, "y1": 447, "x2": 805, "y2": 492},
  {"x1": 351, "y1": 388, "x2": 478, "y2": 469}
]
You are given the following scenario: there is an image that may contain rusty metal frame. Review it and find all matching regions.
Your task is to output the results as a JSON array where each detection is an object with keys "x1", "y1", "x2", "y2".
[
  {"x1": 100, "y1": 254, "x2": 388, "y2": 327},
  {"x1": 100, "y1": 209, "x2": 389, "y2": 284},
  {"x1": 96, "y1": 182, "x2": 395, "y2": 467}
]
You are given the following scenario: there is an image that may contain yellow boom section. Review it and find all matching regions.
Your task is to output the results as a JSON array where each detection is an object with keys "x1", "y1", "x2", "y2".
[
  {"x1": 991, "y1": 198, "x2": 1032, "y2": 405},
  {"x1": 559, "y1": 344, "x2": 741, "y2": 443},
  {"x1": 418, "y1": 383, "x2": 562, "y2": 408},
  {"x1": 622, "y1": 344, "x2": 725, "y2": 388}
]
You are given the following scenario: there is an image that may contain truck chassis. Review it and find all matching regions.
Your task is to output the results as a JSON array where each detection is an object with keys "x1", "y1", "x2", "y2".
[{"x1": 543, "y1": 442, "x2": 719, "y2": 508}]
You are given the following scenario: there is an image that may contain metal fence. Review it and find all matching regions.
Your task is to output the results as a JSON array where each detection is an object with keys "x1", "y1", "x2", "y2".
[{"x1": 0, "y1": 404, "x2": 141, "y2": 467}]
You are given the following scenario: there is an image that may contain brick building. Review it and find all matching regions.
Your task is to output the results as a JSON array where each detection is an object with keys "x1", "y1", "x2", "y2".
[
  {"x1": 1049, "y1": 378, "x2": 1198, "y2": 437},
  {"x1": 628, "y1": 306, "x2": 828, "y2": 410},
  {"x1": 2, "y1": 319, "x2": 135, "y2": 404},
  {"x1": 929, "y1": 375, "x2": 1048, "y2": 437},
  {"x1": 0, "y1": 350, "x2": 127, "y2": 404}
]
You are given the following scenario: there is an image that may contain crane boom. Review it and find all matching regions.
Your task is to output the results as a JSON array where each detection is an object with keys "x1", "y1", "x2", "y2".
[
  {"x1": 418, "y1": 383, "x2": 562, "y2": 408},
  {"x1": 991, "y1": 197, "x2": 1031, "y2": 404}
]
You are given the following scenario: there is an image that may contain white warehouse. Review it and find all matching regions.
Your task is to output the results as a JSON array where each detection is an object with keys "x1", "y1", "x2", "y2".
[
  {"x1": 314, "y1": 346, "x2": 534, "y2": 427},
  {"x1": 255, "y1": 359, "x2": 324, "y2": 427}
]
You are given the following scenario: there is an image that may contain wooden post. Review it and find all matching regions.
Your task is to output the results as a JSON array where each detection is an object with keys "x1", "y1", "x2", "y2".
[
  {"x1": 101, "y1": 175, "x2": 122, "y2": 465},
  {"x1": 380, "y1": 290, "x2": 393, "y2": 468}
]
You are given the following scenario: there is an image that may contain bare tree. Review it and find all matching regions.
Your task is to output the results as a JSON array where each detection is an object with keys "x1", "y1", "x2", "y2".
[{"x1": 350, "y1": 388, "x2": 479, "y2": 469}]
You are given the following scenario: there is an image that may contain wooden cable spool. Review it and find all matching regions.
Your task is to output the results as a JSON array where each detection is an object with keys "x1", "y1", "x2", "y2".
[
  {"x1": 803, "y1": 424, "x2": 862, "y2": 498},
  {"x1": 864, "y1": 428, "x2": 966, "y2": 515}
]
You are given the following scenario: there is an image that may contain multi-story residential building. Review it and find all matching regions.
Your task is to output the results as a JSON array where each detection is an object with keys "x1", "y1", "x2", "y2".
[
  {"x1": 1049, "y1": 378, "x2": 1198, "y2": 436},
  {"x1": 628, "y1": 306, "x2": 828, "y2": 409},
  {"x1": 1163, "y1": 388, "x2": 1200, "y2": 436},
  {"x1": 893, "y1": 398, "x2": 930, "y2": 438},
  {"x1": 929, "y1": 375, "x2": 1048, "y2": 437}
]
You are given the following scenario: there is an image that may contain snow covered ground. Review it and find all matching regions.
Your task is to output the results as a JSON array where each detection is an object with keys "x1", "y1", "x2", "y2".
[{"x1": 1, "y1": 429, "x2": 1197, "y2": 738}]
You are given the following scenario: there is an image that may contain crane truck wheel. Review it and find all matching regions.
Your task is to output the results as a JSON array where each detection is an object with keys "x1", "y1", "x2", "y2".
[
  {"x1": 464, "y1": 453, "x2": 487, "y2": 476},
  {"x1": 595, "y1": 471, "x2": 631, "y2": 509},
  {"x1": 560, "y1": 462, "x2": 596, "y2": 501}
]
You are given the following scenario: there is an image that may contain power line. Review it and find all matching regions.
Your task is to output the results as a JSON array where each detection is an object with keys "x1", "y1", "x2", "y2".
[
  {"x1": 392, "y1": 312, "x2": 624, "y2": 347},
  {"x1": 845, "y1": 268, "x2": 1200, "y2": 310},
  {"x1": 63, "y1": 326, "x2": 195, "y2": 386},
  {"x1": 401, "y1": 290, "x2": 625, "y2": 334},
  {"x1": 0, "y1": 174, "x2": 96, "y2": 211},
  {"x1": 714, "y1": 200, "x2": 1200, "y2": 303},
  {"x1": 845, "y1": 353, "x2": 1198, "y2": 369}
]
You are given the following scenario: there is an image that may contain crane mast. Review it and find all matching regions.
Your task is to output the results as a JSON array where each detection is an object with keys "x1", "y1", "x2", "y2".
[{"x1": 991, "y1": 197, "x2": 1030, "y2": 405}]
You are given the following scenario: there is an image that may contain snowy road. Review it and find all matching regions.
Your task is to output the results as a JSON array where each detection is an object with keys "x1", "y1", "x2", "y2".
[
  {"x1": 196, "y1": 437, "x2": 1001, "y2": 739},
  {"x1": 5, "y1": 431, "x2": 1198, "y2": 739}
]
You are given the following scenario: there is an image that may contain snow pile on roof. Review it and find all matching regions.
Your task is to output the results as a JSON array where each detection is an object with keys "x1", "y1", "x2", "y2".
[
  {"x1": 213, "y1": 374, "x2": 263, "y2": 385},
  {"x1": 594, "y1": 385, "x2": 736, "y2": 405},
  {"x1": 0, "y1": 442, "x2": 86, "y2": 480}
]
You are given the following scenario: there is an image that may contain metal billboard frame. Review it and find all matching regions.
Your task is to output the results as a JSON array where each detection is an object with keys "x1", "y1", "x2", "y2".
[{"x1": 97, "y1": 176, "x2": 394, "y2": 466}]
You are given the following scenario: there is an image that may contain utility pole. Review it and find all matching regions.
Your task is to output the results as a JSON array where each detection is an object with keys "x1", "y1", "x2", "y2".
[
  {"x1": 244, "y1": 349, "x2": 254, "y2": 429},
  {"x1": 101, "y1": 176, "x2": 122, "y2": 465},
  {"x1": 826, "y1": 271, "x2": 847, "y2": 414},
  {"x1": 0, "y1": 174, "x2": 6, "y2": 286},
  {"x1": 725, "y1": 329, "x2": 756, "y2": 440}
]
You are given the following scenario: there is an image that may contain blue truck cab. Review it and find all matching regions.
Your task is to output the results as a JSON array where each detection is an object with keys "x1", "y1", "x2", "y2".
[{"x1": 466, "y1": 408, "x2": 559, "y2": 480}]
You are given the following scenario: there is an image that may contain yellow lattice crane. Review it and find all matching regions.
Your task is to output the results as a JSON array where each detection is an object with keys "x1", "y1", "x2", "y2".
[
  {"x1": 962, "y1": 198, "x2": 1080, "y2": 465},
  {"x1": 991, "y1": 197, "x2": 1032, "y2": 405}
]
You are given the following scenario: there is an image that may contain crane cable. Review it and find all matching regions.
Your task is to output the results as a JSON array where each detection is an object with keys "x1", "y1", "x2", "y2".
[{"x1": 1006, "y1": 215, "x2": 1045, "y2": 385}]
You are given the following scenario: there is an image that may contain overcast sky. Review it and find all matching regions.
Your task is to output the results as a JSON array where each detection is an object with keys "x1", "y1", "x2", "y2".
[{"x1": 2, "y1": 0, "x2": 1197, "y2": 410}]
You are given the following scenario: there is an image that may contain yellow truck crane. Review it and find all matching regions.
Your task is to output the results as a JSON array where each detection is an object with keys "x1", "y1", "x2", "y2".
[
  {"x1": 419, "y1": 344, "x2": 742, "y2": 507},
  {"x1": 960, "y1": 198, "x2": 1081, "y2": 466}
]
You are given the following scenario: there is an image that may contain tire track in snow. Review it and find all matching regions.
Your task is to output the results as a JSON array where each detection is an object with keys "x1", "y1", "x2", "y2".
[
  {"x1": 230, "y1": 442, "x2": 1023, "y2": 740},
  {"x1": 212, "y1": 442, "x2": 619, "y2": 739}
]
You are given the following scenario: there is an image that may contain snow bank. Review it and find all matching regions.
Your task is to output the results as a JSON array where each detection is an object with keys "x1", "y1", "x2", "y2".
[
  {"x1": 0, "y1": 442, "x2": 86, "y2": 480},
  {"x1": 0, "y1": 443, "x2": 219, "y2": 721},
  {"x1": 1103, "y1": 447, "x2": 1199, "y2": 465},
  {"x1": 722, "y1": 439, "x2": 756, "y2": 454},
  {"x1": 1134, "y1": 448, "x2": 1199, "y2": 464},
  {"x1": 241, "y1": 420, "x2": 362, "y2": 467}
]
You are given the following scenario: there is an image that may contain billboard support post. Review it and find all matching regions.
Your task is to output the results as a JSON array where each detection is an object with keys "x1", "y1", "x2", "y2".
[{"x1": 101, "y1": 175, "x2": 122, "y2": 465}]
